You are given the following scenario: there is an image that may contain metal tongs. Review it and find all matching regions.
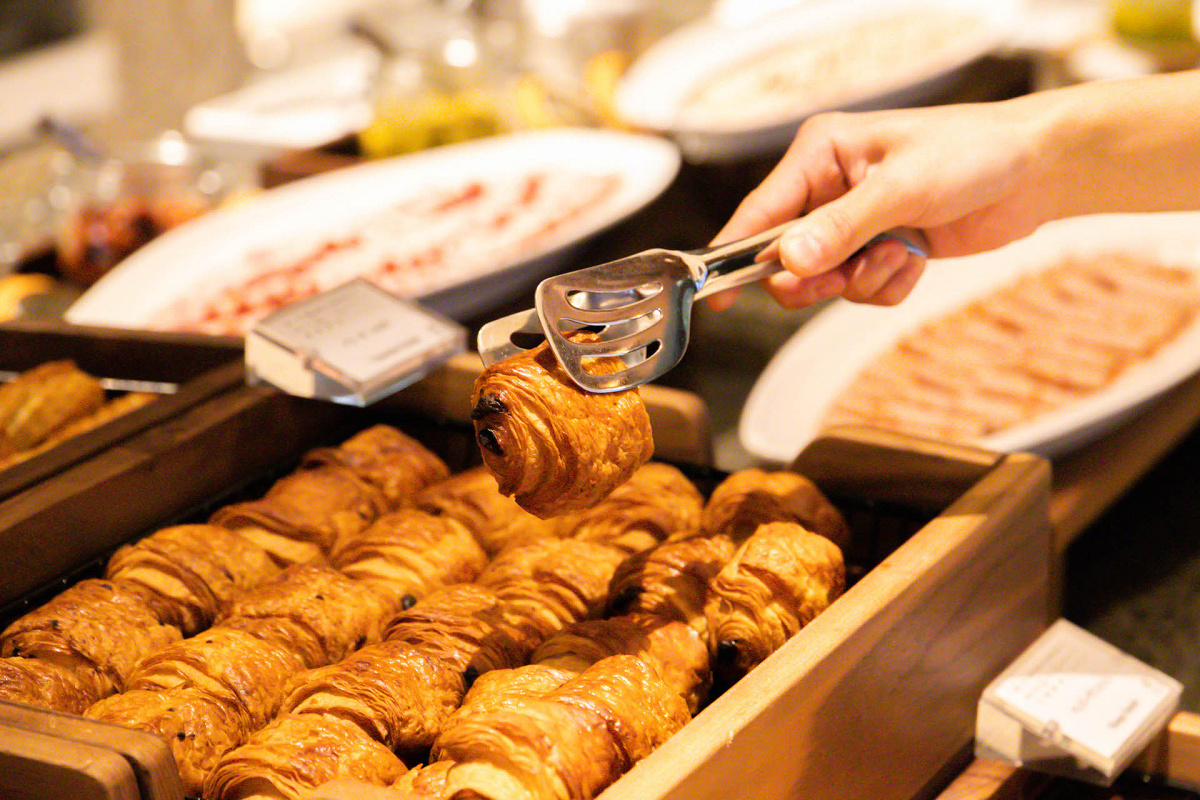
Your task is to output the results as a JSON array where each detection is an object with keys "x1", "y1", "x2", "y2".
[{"x1": 477, "y1": 222, "x2": 925, "y2": 392}]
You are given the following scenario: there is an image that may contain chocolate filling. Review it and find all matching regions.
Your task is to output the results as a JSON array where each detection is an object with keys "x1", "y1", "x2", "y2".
[
  {"x1": 470, "y1": 395, "x2": 507, "y2": 420},
  {"x1": 477, "y1": 428, "x2": 504, "y2": 456}
]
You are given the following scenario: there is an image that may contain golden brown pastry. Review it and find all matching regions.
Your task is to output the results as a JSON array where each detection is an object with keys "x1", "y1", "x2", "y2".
[
  {"x1": 606, "y1": 533, "x2": 735, "y2": 634},
  {"x1": 204, "y1": 713, "x2": 407, "y2": 800},
  {"x1": 476, "y1": 539, "x2": 629, "y2": 651},
  {"x1": 227, "y1": 526, "x2": 328, "y2": 570},
  {"x1": 435, "y1": 697, "x2": 623, "y2": 800},
  {"x1": 705, "y1": 521, "x2": 845, "y2": 681},
  {"x1": 0, "y1": 390, "x2": 156, "y2": 471},
  {"x1": 282, "y1": 639, "x2": 466, "y2": 752},
  {"x1": 86, "y1": 687, "x2": 248, "y2": 797},
  {"x1": 414, "y1": 466, "x2": 558, "y2": 556},
  {"x1": 0, "y1": 578, "x2": 181, "y2": 698},
  {"x1": 125, "y1": 627, "x2": 308, "y2": 729},
  {"x1": 544, "y1": 654, "x2": 691, "y2": 765},
  {"x1": 0, "y1": 360, "x2": 105, "y2": 457},
  {"x1": 216, "y1": 564, "x2": 391, "y2": 668},
  {"x1": 700, "y1": 468, "x2": 851, "y2": 550},
  {"x1": 391, "y1": 760, "x2": 455, "y2": 798},
  {"x1": 469, "y1": 339, "x2": 654, "y2": 518},
  {"x1": 211, "y1": 464, "x2": 388, "y2": 551},
  {"x1": 554, "y1": 462, "x2": 704, "y2": 554},
  {"x1": 329, "y1": 508, "x2": 488, "y2": 614},
  {"x1": 530, "y1": 614, "x2": 710, "y2": 714},
  {"x1": 105, "y1": 524, "x2": 280, "y2": 635},
  {"x1": 382, "y1": 584, "x2": 525, "y2": 678},
  {"x1": 0, "y1": 655, "x2": 107, "y2": 714},
  {"x1": 303, "y1": 424, "x2": 451, "y2": 509}
]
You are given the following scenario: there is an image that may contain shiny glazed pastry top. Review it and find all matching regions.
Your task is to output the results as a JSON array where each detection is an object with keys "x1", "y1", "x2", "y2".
[{"x1": 469, "y1": 340, "x2": 654, "y2": 518}]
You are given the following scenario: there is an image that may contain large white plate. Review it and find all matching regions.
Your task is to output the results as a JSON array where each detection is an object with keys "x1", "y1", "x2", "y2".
[
  {"x1": 616, "y1": 0, "x2": 1021, "y2": 163},
  {"x1": 739, "y1": 212, "x2": 1200, "y2": 463},
  {"x1": 66, "y1": 128, "x2": 681, "y2": 331}
]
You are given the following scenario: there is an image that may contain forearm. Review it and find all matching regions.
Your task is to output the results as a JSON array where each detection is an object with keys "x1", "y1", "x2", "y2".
[{"x1": 1022, "y1": 69, "x2": 1200, "y2": 220}]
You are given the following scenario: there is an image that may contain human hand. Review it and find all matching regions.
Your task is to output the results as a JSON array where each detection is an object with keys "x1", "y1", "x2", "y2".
[{"x1": 708, "y1": 99, "x2": 1049, "y2": 310}]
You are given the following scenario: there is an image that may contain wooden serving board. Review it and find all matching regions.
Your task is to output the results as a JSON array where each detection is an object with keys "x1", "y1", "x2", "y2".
[{"x1": 0, "y1": 721, "x2": 140, "y2": 800}]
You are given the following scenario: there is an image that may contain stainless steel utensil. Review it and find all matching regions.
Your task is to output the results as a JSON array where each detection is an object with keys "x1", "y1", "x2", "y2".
[{"x1": 477, "y1": 223, "x2": 925, "y2": 391}]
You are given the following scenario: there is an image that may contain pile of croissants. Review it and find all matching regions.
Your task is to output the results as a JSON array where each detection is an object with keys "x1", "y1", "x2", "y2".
[{"x1": 0, "y1": 420, "x2": 850, "y2": 800}]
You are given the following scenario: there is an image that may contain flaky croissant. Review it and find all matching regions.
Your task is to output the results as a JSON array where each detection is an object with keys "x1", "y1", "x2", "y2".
[
  {"x1": 87, "y1": 686, "x2": 248, "y2": 797},
  {"x1": 211, "y1": 464, "x2": 388, "y2": 551},
  {"x1": 204, "y1": 713, "x2": 407, "y2": 800},
  {"x1": 701, "y1": 468, "x2": 851, "y2": 549},
  {"x1": 469, "y1": 340, "x2": 654, "y2": 518},
  {"x1": 329, "y1": 508, "x2": 488, "y2": 614},
  {"x1": 105, "y1": 524, "x2": 280, "y2": 635},
  {"x1": 216, "y1": 564, "x2": 391, "y2": 668},
  {"x1": 414, "y1": 466, "x2": 558, "y2": 557},
  {"x1": 0, "y1": 360, "x2": 105, "y2": 457},
  {"x1": 0, "y1": 578, "x2": 180, "y2": 699},
  {"x1": 303, "y1": 424, "x2": 450, "y2": 509},
  {"x1": 705, "y1": 521, "x2": 845, "y2": 681},
  {"x1": 0, "y1": 390, "x2": 156, "y2": 472},
  {"x1": 0, "y1": 655, "x2": 108, "y2": 715},
  {"x1": 476, "y1": 539, "x2": 629, "y2": 652},
  {"x1": 554, "y1": 462, "x2": 704, "y2": 554},
  {"x1": 125, "y1": 627, "x2": 307, "y2": 729},
  {"x1": 607, "y1": 533, "x2": 735, "y2": 635}
]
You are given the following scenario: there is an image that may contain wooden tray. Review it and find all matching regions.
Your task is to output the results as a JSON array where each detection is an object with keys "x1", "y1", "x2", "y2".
[{"x1": 0, "y1": 319, "x2": 243, "y2": 502}]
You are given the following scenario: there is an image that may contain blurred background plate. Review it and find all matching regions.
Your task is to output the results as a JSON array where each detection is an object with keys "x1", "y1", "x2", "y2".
[
  {"x1": 739, "y1": 212, "x2": 1200, "y2": 464},
  {"x1": 65, "y1": 127, "x2": 681, "y2": 333},
  {"x1": 616, "y1": 0, "x2": 1022, "y2": 163}
]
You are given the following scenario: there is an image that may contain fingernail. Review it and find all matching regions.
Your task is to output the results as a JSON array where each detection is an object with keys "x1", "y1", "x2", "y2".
[{"x1": 779, "y1": 230, "x2": 822, "y2": 275}]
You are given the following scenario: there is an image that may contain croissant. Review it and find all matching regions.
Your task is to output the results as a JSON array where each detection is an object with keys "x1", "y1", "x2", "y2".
[
  {"x1": 469, "y1": 339, "x2": 654, "y2": 518},
  {"x1": 606, "y1": 533, "x2": 735, "y2": 635},
  {"x1": 105, "y1": 524, "x2": 280, "y2": 635},
  {"x1": 211, "y1": 464, "x2": 388, "y2": 551},
  {"x1": 382, "y1": 584, "x2": 526, "y2": 678},
  {"x1": 476, "y1": 539, "x2": 629, "y2": 650},
  {"x1": 391, "y1": 760, "x2": 455, "y2": 798},
  {"x1": 0, "y1": 655, "x2": 108, "y2": 715},
  {"x1": 124, "y1": 627, "x2": 307, "y2": 729},
  {"x1": 89, "y1": 687, "x2": 247, "y2": 796},
  {"x1": 554, "y1": 462, "x2": 704, "y2": 554},
  {"x1": 0, "y1": 578, "x2": 180, "y2": 698},
  {"x1": 436, "y1": 697, "x2": 622, "y2": 800},
  {"x1": 705, "y1": 521, "x2": 845, "y2": 682},
  {"x1": 225, "y1": 527, "x2": 328, "y2": 570},
  {"x1": 203, "y1": 713, "x2": 407, "y2": 800},
  {"x1": 531, "y1": 614, "x2": 710, "y2": 714},
  {"x1": 303, "y1": 424, "x2": 451, "y2": 508},
  {"x1": 329, "y1": 508, "x2": 488, "y2": 614},
  {"x1": 216, "y1": 564, "x2": 391, "y2": 668},
  {"x1": 0, "y1": 390, "x2": 156, "y2": 471},
  {"x1": 414, "y1": 466, "x2": 558, "y2": 556},
  {"x1": 701, "y1": 469, "x2": 851, "y2": 549},
  {"x1": 0, "y1": 360, "x2": 105, "y2": 457}
]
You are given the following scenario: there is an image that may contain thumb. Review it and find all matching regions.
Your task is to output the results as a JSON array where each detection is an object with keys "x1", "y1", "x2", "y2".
[{"x1": 776, "y1": 180, "x2": 904, "y2": 277}]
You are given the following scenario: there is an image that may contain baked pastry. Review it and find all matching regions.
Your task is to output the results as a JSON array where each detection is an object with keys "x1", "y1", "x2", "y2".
[
  {"x1": 0, "y1": 578, "x2": 181, "y2": 698},
  {"x1": 125, "y1": 627, "x2": 307, "y2": 729},
  {"x1": 705, "y1": 521, "x2": 845, "y2": 681},
  {"x1": 303, "y1": 424, "x2": 450, "y2": 508},
  {"x1": 88, "y1": 687, "x2": 247, "y2": 796},
  {"x1": 391, "y1": 760, "x2": 455, "y2": 798},
  {"x1": 531, "y1": 614, "x2": 710, "y2": 714},
  {"x1": 0, "y1": 360, "x2": 104, "y2": 458},
  {"x1": 554, "y1": 462, "x2": 704, "y2": 554},
  {"x1": 329, "y1": 508, "x2": 488, "y2": 614},
  {"x1": 282, "y1": 638, "x2": 467, "y2": 752},
  {"x1": 382, "y1": 584, "x2": 526, "y2": 678},
  {"x1": 469, "y1": 339, "x2": 654, "y2": 518},
  {"x1": 0, "y1": 655, "x2": 108, "y2": 715},
  {"x1": 607, "y1": 533, "x2": 735, "y2": 635},
  {"x1": 211, "y1": 463, "x2": 388, "y2": 551},
  {"x1": 0, "y1": 390, "x2": 156, "y2": 471},
  {"x1": 224, "y1": 526, "x2": 328, "y2": 570},
  {"x1": 204, "y1": 713, "x2": 407, "y2": 800},
  {"x1": 216, "y1": 564, "x2": 391, "y2": 668},
  {"x1": 105, "y1": 524, "x2": 280, "y2": 635},
  {"x1": 414, "y1": 466, "x2": 558, "y2": 556},
  {"x1": 701, "y1": 469, "x2": 851, "y2": 549},
  {"x1": 477, "y1": 539, "x2": 629, "y2": 651}
]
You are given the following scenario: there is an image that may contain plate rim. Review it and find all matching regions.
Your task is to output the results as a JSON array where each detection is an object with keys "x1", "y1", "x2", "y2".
[{"x1": 738, "y1": 211, "x2": 1200, "y2": 463}]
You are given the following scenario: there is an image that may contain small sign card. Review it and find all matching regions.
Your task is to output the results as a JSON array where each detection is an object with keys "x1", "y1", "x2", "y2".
[
  {"x1": 976, "y1": 618, "x2": 1182, "y2": 785},
  {"x1": 245, "y1": 278, "x2": 466, "y2": 406}
]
